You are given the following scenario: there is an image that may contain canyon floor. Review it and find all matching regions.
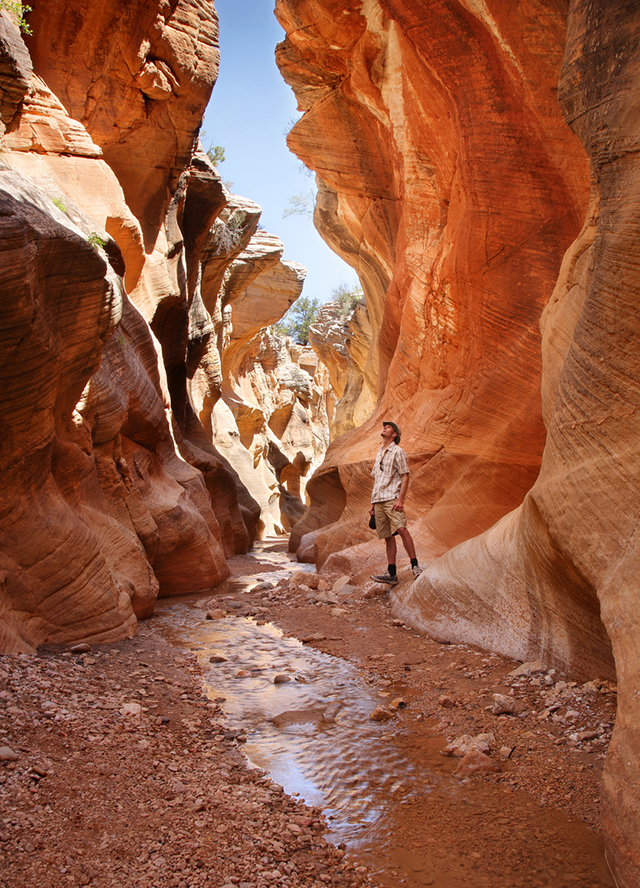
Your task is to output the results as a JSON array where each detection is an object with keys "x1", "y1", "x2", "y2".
[{"x1": 0, "y1": 540, "x2": 617, "y2": 888}]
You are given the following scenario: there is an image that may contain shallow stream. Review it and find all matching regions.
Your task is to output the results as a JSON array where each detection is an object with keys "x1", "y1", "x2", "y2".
[
  {"x1": 152, "y1": 545, "x2": 615, "y2": 888},
  {"x1": 153, "y1": 602, "x2": 450, "y2": 847}
]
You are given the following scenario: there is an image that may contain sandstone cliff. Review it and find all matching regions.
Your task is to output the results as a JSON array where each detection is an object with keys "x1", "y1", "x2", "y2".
[
  {"x1": 277, "y1": 0, "x2": 589, "y2": 569},
  {"x1": 0, "y1": 1, "x2": 317, "y2": 653},
  {"x1": 308, "y1": 298, "x2": 374, "y2": 439},
  {"x1": 276, "y1": 0, "x2": 640, "y2": 883},
  {"x1": 190, "y1": 214, "x2": 332, "y2": 538}
]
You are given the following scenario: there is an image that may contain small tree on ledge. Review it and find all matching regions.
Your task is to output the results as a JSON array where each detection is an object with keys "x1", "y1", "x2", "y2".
[{"x1": 271, "y1": 296, "x2": 321, "y2": 345}]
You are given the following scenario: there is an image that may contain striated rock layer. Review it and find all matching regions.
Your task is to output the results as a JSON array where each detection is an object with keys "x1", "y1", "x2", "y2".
[
  {"x1": 0, "y1": 1, "x2": 234, "y2": 652},
  {"x1": 0, "y1": 1, "x2": 314, "y2": 652},
  {"x1": 278, "y1": 0, "x2": 640, "y2": 883},
  {"x1": 188, "y1": 196, "x2": 332, "y2": 539},
  {"x1": 276, "y1": 0, "x2": 589, "y2": 570},
  {"x1": 396, "y1": 4, "x2": 640, "y2": 885},
  {"x1": 308, "y1": 298, "x2": 374, "y2": 439}
]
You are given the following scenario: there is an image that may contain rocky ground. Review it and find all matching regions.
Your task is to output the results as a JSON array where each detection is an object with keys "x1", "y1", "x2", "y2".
[{"x1": 0, "y1": 540, "x2": 617, "y2": 888}]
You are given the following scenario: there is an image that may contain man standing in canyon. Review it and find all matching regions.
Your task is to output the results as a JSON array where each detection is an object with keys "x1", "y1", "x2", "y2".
[{"x1": 369, "y1": 421, "x2": 422, "y2": 586}]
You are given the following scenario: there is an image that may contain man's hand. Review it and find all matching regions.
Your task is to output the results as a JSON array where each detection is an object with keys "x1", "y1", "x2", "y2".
[
  {"x1": 393, "y1": 473, "x2": 409, "y2": 511},
  {"x1": 369, "y1": 505, "x2": 375, "y2": 516}
]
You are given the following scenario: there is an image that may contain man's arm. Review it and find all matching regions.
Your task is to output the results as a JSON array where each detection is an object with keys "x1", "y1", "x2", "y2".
[{"x1": 393, "y1": 473, "x2": 409, "y2": 511}]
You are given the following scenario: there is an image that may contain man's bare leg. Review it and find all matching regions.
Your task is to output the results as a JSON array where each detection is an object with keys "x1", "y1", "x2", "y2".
[
  {"x1": 385, "y1": 534, "x2": 397, "y2": 564},
  {"x1": 398, "y1": 526, "x2": 417, "y2": 561}
]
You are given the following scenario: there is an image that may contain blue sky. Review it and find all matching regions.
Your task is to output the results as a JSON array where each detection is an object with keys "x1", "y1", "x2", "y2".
[{"x1": 202, "y1": 0, "x2": 361, "y2": 306}]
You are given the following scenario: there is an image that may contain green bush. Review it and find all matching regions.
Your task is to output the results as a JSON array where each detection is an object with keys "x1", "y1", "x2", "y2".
[
  {"x1": 272, "y1": 296, "x2": 321, "y2": 345},
  {"x1": 87, "y1": 232, "x2": 107, "y2": 251},
  {"x1": 0, "y1": 1, "x2": 32, "y2": 34},
  {"x1": 331, "y1": 282, "x2": 363, "y2": 318},
  {"x1": 206, "y1": 144, "x2": 226, "y2": 167}
]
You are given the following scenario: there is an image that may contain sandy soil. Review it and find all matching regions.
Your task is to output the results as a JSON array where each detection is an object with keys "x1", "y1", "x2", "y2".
[{"x1": 0, "y1": 539, "x2": 617, "y2": 888}]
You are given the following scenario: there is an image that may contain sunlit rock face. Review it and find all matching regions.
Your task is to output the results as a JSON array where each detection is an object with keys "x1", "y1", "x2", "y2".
[
  {"x1": 190, "y1": 212, "x2": 331, "y2": 537},
  {"x1": 25, "y1": 0, "x2": 220, "y2": 239},
  {"x1": 276, "y1": 0, "x2": 589, "y2": 569},
  {"x1": 0, "y1": 0, "x2": 250, "y2": 651},
  {"x1": 308, "y1": 299, "x2": 374, "y2": 439},
  {"x1": 278, "y1": 1, "x2": 640, "y2": 882}
]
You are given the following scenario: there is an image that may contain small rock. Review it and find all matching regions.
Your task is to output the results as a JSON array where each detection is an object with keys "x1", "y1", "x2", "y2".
[
  {"x1": 492, "y1": 693, "x2": 517, "y2": 715},
  {"x1": 369, "y1": 705, "x2": 395, "y2": 722},
  {"x1": 209, "y1": 654, "x2": 227, "y2": 663},
  {"x1": 301, "y1": 633, "x2": 327, "y2": 643},
  {"x1": 455, "y1": 749, "x2": 500, "y2": 777},
  {"x1": 273, "y1": 708, "x2": 328, "y2": 728},
  {"x1": 120, "y1": 702, "x2": 143, "y2": 717},
  {"x1": 438, "y1": 695, "x2": 456, "y2": 709},
  {"x1": 330, "y1": 607, "x2": 348, "y2": 616},
  {"x1": 69, "y1": 643, "x2": 91, "y2": 654},
  {"x1": 315, "y1": 591, "x2": 339, "y2": 605},
  {"x1": 187, "y1": 799, "x2": 206, "y2": 813},
  {"x1": 572, "y1": 729, "x2": 601, "y2": 742},
  {"x1": 391, "y1": 619, "x2": 405, "y2": 628},
  {"x1": 273, "y1": 674, "x2": 291, "y2": 684},
  {"x1": 250, "y1": 582, "x2": 275, "y2": 593},
  {"x1": 499, "y1": 746, "x2": 514, "y2": 761},
  {"x1": 388, "y1": 697, "x2": 407, "y2": 710},
  {"x1": 205, "y1": 608, "x2": 226, "y2": 620},
  {"x1": 288, "y1": 571, "x2": 309, "y2": 586},
  {"x1": 508, "y1": 660, "x2": 546, "y2": 678},
  {"x1": 0, "y1": 746, "x2": 19, "y2": 762},
  {"x1": 441, "y1": 732, "x2": 494, "y2": 757},
  {"x1": 332, "y1": 575, "x2": 352, "y2": 594}
]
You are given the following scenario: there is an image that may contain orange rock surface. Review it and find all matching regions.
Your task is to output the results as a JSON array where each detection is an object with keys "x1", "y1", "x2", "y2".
[
  {"x1": 278, "y1": 1, "x2": 640, "y2": 882},
  {"x1": 0, "y1": 1, "x2": 241, "y2": 652},
  {"x1": 0, "y1": 0, "x2": 327, "y2": 653},
  {"x1": 396, "y1": 5, "x2": 640, "y2": 884},
  {"x1": 190, "y1": 208, "x2": 333, "y2": 538},
  {"x1": 277, "y1": 0, "x2": 589, "y2": 569}
]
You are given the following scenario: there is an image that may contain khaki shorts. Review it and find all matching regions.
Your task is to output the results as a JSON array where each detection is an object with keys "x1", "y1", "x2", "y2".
[{"x1": 374, "y1": 500, "x2": 407, "y2": 540}]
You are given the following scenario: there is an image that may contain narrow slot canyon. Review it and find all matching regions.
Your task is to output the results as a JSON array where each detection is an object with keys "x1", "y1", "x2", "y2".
[{"x1": 1, "y1": 1, "x2": 640, "y2": 887}]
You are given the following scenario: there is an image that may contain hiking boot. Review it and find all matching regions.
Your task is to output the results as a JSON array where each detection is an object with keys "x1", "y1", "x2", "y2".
[
  {"x1": 412, "y1": 564, "x2": 422, "y2": 578},
  {"x1": 370, "y1": 572, "x2": 399, "y2": 586}
]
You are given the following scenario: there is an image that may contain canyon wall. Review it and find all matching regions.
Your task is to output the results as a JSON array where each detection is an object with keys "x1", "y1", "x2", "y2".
[
  {"x1": 309, "y1": 297, "x2": 374, "y2": 439},
  {"x1": 0, "y1": 1, "x2": 319, "y2": 653},
  {"x1": 277, "y1": 0, "x2": 590, "y2": 570},
  {"x1": 276, "y1": 0, "x2": 640, "y2": 883}
]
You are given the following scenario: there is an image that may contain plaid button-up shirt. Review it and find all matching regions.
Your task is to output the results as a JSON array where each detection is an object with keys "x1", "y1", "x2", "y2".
[{"x1": 371, "y1": 442, "x2": 409, "y2": 503}]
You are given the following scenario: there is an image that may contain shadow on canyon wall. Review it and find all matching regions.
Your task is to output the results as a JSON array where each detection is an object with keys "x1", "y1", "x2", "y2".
[{"x1": 1, "y1": 0, "x2": 640, "y2": 885}]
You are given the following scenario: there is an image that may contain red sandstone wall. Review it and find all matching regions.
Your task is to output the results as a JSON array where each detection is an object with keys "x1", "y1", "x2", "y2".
[
  {"x1": 277, "y1": 2, "x2": 640, "y2": 883},
  {"x1": 276, "y1": 0, "x2": 589, "y2": 568},
  {"x1": 0, "y1": 1, "x2": 242, "y2": 651}
]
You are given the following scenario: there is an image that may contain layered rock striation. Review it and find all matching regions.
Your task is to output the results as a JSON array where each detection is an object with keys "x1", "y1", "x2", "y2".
[
  {"x1": 190, "y1": 210, "x2": 332, "y2": 539},
  {"x1": 277, "y1": 0, "x2": 640, "y2": 882},
  {"x1": 308, "y1": 298, "x2": 373, "y2": 439},
  {"x1": 0, "y1": 1, "x2": 316, "y2": 653},
  {"x1": 277, "y1": 0, "x2": 589, "y2": 569}
]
